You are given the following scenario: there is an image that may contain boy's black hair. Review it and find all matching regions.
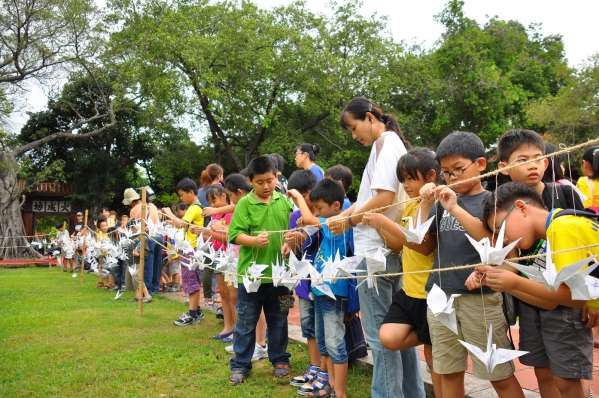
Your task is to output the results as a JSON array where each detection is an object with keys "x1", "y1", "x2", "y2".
[
  {"x1": 239, "y1": 168, "x2": 249, "y2": 177},
  {"x1": 309, "y1": 178, "x2": 345, "y2": 205},
  {"x1": 435, "y1": 131, "x2": 485, "y2": 163},
  {"x1": 497, "y1": 129, "x2": 545, "y2": 162},
  {"x1": 482, "y1": 182, "x2": 545, "y2": 232},
  {"x1": 206, "y1": 184, "x2": 230, "y2": 204},
  {"x1": 176, "y1": 202, "x2": 189, "y2": 212},
  {"x1": 246, "y1": 155, "x2": 277, "y2": 179},
  {"x1": 288, "y1": 169, "x2": 317, "y2": 193},
  {"x1": 396, "y1": 147, "x2": 442, "y2": 184},
  {"x1": 324, "y1": 165, "x2": 353, "y2": 193},
  {"x1": 269, "y1": 153, "x2": 285, "y2": 172},
  {"x1": 96, "y1": 218, "x2": 107, "y2": 229},
  {"x1": 176, "y1": 177, "x2": 198, "y2": 193},
  {"x1": 224, "y1": 174, "x2": 252, "y2": 193},
  {"x1": 101, "y1": 207, "x2": 109, "y2": 213},
  {"x1": 543, "y1": 142, "x2": 565, "y2": 182},
  {"x1": 55, "y1": 222, "x2": 64, "y2": 229}
]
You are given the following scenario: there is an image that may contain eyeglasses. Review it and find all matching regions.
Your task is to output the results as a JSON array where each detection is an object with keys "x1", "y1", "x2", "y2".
[
  {"x1": 494, "y1": 200, "x2": 529, "y2": 233},
  {"x1": 295, "y1": 151, "x2": 306, "y2": 157},
  {"x1": 442, "y1": 158, "x2": 481, "y2": 179}
]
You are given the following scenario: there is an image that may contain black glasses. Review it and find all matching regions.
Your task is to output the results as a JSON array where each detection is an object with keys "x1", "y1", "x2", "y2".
[
  {"x1": 442, "y1": 158, "x2": 481, "y2": 179},
  {"x1": 494, "y1": 200, "x2": 530, "y2": 233}
]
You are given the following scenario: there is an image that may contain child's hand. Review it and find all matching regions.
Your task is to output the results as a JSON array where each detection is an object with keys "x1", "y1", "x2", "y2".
[
  {"x1": 435, "y1": 185, "x2": 458, "y2": 213},
  {"x1": 362, "y1": 212, "x2": 384, "y2": 230},
  {"x1": 419, "y1": 183, "x2": 437, "y2": 206},
  {"x1": 211, "y1": 220, "x2": 228, "y2": 233},
  {"x1": 327, "y1": 214, "x2": 349, "y2": 236},
  {"x1": 281, "y1": 243, "x2": 290, "y2": 258},
  {"x1": 255, "y1": 231, "x2": 269, "y2": 247},
  {"x1": 161, "y1": 207, "x2": 173, "y2": 216},
  {"x1": 133, "y1": 250, "x2": 140, "y2": 257},
  {"x1": 286, "y1": 189, "x2": 301, "y2": 200},
  {"x1": 202, "y1": 207, "x2": 219, "y2": 217},
  {"x1": 582, "y1": 305, "x2": 599, "y2": 328},
  {"x1": 477, "y1": 265, "x2": 518, "y2": 292},
  {"x1": 465, "y1": 269, "x2": 486, "y2": 290}
]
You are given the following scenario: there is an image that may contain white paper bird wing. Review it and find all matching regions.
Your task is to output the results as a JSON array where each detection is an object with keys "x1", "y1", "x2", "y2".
[
  {"x1": 552, "y1": 255, "x2": 596, "y2": 287},
  {"x1": 281, "y1": 278, "x2": 299, "y2": 291},
  {"x1": 494, "y1": 348, "x2": 529, "y2": 367},
  {"x1": 396, "y1": 223, "x2": 419, "y2": 244},
  {"x1": 488, "y1": 238, "x2": 521, "y2": 266},
  {"x1": 313, "y1": 283, "x2": 336, "y2": 300},
  {"x1": 458, "y1": 339, "x2": 487, "y2": 368},
  {"x1": 365, "y1": 248, "x2": 386, "y2": 274},
  {"x1": 288, "y1": 250, "x2": 299, "y2": 272},
  {"x1": 506, "y1": 261, "x2": 548, "y2": 287},
  {"x1": 585, "y1": 276, "x2": 599, "y2": 300},
  {"x1": 243, "y1": 275, "x2": 261, "y2": 293},
  {"x1": 576, "y1": 257, "x2": 599, "y2": 278},
  {"x1": 114, "y1": 290, "x2": 124, "y2": 300},
  {"x1": 304, "y1": 226, "x2": 319, "y2": 236},
  {"x1": 465, "y1": 233, "x2": 490, "y2": 264},
  {"x1": 427, "y1": 284, "x2": 450, "y2": 315},
  {"x1": 247, "y1": 262, "x2": 269, "y2": 276},
  {"x1": 72, "y1": 273, "x2": 77, "y2": 278}
]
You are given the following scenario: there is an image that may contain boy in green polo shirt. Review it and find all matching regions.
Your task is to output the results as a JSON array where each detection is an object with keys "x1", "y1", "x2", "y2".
[{"x1": 228, "y1": 155, "x2": 293, "y2": 385}]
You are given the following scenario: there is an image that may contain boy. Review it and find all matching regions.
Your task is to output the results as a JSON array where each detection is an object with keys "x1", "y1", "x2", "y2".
[
  {"x1": 477, "y1": 182, "x2": 596, "y2": 398},
  {"x1": 288, "y1": 179, "x2": 352, "y2": 398},
  {"x1": 282, "y1": 170, "x2": 321, "y2": 391},
  {"x1": 161, "y1": 178, "x2": 206, "y2": 326},
  {"x1": 496, "y1": 129, "x2": 587, "y2": 397},
  {"x1": 227, "y1": 155, "x2": 293, "y2": 385},
  {"x1": 56, "y1": 222, "x2": 73, "y2": 272},
  {"x1": 324, "y1": 165, "x2": 353, "y2": 210},
  {"x1": 415, "y1": 132, "x2": 523, "y2": 398}
]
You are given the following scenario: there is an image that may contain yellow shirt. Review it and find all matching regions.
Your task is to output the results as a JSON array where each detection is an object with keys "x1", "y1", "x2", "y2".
[
  {"x1": 182, "y1": 203, "x2": 204, "y2": 248},
  {"x1": 400, "y1": 201, "x2": 435, "y2": 299},
  {"x1": 576, "y1": 177, "x2": 599, "y2": 207},
  {"x1": 546, "y1": 209, "x2": 599, "y2": 309}
]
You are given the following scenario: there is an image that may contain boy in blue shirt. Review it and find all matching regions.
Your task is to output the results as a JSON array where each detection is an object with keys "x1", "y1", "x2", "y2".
[
  {"x1": 228, "y1": 155, "x2": 293, "y2": 385},
  {"x1": 288, "y1": 178, "x2": 351, "y2": 398}
]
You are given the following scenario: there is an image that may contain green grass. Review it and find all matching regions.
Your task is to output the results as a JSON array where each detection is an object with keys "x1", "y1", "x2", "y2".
[{"x1": 0, "y1": 267, "x2": 373, "y2": 397}]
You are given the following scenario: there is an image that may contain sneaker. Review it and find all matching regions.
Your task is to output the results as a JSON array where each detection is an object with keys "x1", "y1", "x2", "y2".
[
  {"x1": 196, "y1": 309, "x2": 205, "y2": 321},
  {"x1": 142, "y1": 297, "x2": 152, "y2": 303},
  {"x1": 251, "y1": 343, "x2": 268, "y2": 361},
  {"x1": 206, "y1": 299, "x2": 214, "y2": 307},
  {"x1": 225, "y1": 344, "x2": 235, "y2": 354},
  {"x1": 273, "y1": 363, "x2": 290, "y2": 379},
  {"x1": 291, "y1": 365, "x2": 319, "y2": 387},
  {"x1": 173, "y1": 312, "x2": 202, "y2": 326},
  {"x1": 109, "y1": 286, "x2": 120, "y2": 291}
]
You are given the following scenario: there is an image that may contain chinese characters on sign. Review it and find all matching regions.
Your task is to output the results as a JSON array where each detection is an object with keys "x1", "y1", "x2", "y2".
[{"x1": 32, "y1": 201, "x2": 71, "y2": 213}]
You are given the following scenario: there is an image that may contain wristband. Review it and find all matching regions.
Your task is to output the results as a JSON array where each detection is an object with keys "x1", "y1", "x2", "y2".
[{"x1": 348, "y1": 213, "x2": 357, "y2": 228}]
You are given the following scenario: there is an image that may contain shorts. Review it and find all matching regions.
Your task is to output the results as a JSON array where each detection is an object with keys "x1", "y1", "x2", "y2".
[
  {"x1": 168, "y1": 259, "x2": 181, "y2": 275},
  {"x1": 518, "y1": 301, "x2": 593, "y2": 379},
  {"x1": 427, "y1": 292, "x2": 515, "y2": 381},
  {"x1": 314, "y1": 295, "x2": 347, "y2": 364},
  {"x1": 180, "y1": 252, "x2": 201, "y2": 294},
  {"x1": 131, "y1": 271, "x2": 146, "y2": 290},
  {"x1": 383, "y1": 289, "x2": 431, "y2": 345},
  {"x1": 299, "y1": 297, "x2": 316, "y2": 339}
]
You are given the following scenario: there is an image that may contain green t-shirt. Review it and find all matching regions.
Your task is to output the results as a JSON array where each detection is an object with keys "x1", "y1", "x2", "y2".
[{"x1": 228, "y1": 190, "x2": 292, "y2": 284}]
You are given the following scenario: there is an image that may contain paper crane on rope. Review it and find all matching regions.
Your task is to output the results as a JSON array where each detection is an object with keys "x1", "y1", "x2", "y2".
[
  {"x1": 356, "y1": 247, "x2": 389, "y2": 294},
  {"x1": 466, "y1": 222, "x2": 521, "y2": 266},
  {"x1": 243, "y1": 262, "x2": 269, "y2": 293},
  {"x1": 397, "y1": 209, "x2": 435, "y2": 244},
  {"x1": 427, "y1": 283, "x2": 461, "y2": 334}
]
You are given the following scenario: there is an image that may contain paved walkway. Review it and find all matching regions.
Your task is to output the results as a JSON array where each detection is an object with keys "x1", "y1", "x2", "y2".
[{"x1": 165, "y1": 289, "x2": 599, "y2": 397}]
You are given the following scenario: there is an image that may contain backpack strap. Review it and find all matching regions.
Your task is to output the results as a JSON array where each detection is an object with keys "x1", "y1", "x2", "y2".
[{"x1": 552, "y1": 208, "x2": 599, "y2": 220}]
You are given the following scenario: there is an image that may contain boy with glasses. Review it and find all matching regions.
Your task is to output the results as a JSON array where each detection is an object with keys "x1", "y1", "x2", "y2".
[{"x1": 411, "y1": 131, "x2": 523, "y2": 398}]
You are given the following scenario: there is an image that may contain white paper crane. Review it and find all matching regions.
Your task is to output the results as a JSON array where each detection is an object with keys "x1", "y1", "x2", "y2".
[
  {"x1": 563, "y1": 256, "x2": 599, "y2": 300},
  {"x1": 397, "y1": 209, "x2": 435, "y2": 244},
  {"x1": 288, "y1": 251, "x2": 312, "y2": 279},
  {"x1": 507, "y1": 240, "x2": 594, "y2": 292},
  {"x1": 309, "y1": 264, "x2": 336, "y2": 300},
  {"x1": 466, "y1": 222, "x2": 521, "y2": 266},
  {"x1": 356, "y1": 247, "x2": 389, "y2": 294},
  {"x1": 427, "y1": 283, "x2": 461, "y2": 334},
  {"x1": 272, "y1": 257, "x2": 296, "y2": 289},
  {"x1": 242, "y1": 262, "x2": 269, "y2": 293},
  {"x1": 459, "y1": 324, "x2": 529, "y2": 373}
]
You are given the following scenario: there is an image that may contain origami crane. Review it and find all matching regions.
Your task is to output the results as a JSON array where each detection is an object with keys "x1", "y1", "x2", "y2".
[
  {"x1": 507, "y1": 240, "x2": 594, "y2": 292},
  {"x1": 397, "y1": 209, "x2": 435, "y2": 244},
  {"x1": 356, "y1": 247, "x2": 389, "y2": 294},
  {"x1": 309, "y1": 264, "x2": 336, "y2": 300},
  {"x1": 288, "y1": 251, "x2": 312, "y2": 279},
  {"x1": 242, "y1": 262, "x2": 269, "y2": 293},
  {"x1": 466, "y1": 222, "x2": 521, "y2": 266},
  {"x1": 427, "y1": 283, "x2": 461, "y2": 334},
  {"x1": 114, "y1": 290, "x2": 124, "y2": 300},
  {"x1": 563, "y1": 256, "x2": 599, "y2": 300},
  {"x1": 459, "y1": 324, "x2": 529, "y2": 373}
]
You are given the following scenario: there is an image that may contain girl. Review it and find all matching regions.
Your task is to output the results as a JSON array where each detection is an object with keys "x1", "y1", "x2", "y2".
[
  {"x1": 362, "y1": 147, "x2": 443, "y2": 398},
  {"x1": 328, "y1": 97, "x2": 423, "y2": 398},
  {"x1": 577, "y1": 146, "x2": 599, "y2": 208},
  {"x1": 543, "y1": 142, "x2": 587, "y2": 203},
  {"x1": 295, "y1": 143, "x2": 325, "y2": 181}
]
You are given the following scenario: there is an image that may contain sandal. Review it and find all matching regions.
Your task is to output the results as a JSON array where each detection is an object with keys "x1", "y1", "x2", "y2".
[
  {"x1": 95, "y1": 282, "x2": 105, "y2": 288},
  {"x1": 229, "y1": 370, "x2": 246, "y2": 385},
  {"x1": 306, "y1": 372, "x2": 334, "y2": 398},
  {"x1": 273, "y1": 363, "x2": 290, "y2": 379},
  {"x1": 212, "y1": 331, "x2": 234, "y2": 340},
  {"x1": 216, "y1": 307, "x2": 224, "y2": 319},
  {"x1": 221, "y1": 334, "x2": 234, "y2": 343}
]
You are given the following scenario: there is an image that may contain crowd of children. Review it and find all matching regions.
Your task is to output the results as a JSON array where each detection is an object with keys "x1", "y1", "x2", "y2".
[{"x1": 45, "y1": 95, "x2": 599, "y2": 398}]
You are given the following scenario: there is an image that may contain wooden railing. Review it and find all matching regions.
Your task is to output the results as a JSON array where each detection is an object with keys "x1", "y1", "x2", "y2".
[{"x1": 17, "y1": 180, "x2": 74, "y2": 195}]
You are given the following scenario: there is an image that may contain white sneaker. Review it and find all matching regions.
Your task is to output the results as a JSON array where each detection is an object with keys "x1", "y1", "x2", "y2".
[
  {"x1": 251, "y1": 343, "x2": 268, "y2": 361},
  {"x1": 225, "y1": 344, "x2": 234, "y2": 354}
]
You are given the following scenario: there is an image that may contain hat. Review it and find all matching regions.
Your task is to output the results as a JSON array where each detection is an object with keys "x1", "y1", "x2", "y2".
[
  {"x1": 76, "y1": 212, "x2": 83, "y2": 216},
  {"x1": 123, "y1": 188, "x2": 141, "y2": 205}
]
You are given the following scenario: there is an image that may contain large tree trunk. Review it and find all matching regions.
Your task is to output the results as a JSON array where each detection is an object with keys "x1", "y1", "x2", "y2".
[{"x1": 0, "y1": 152, "x2": 43, "y2": 260}]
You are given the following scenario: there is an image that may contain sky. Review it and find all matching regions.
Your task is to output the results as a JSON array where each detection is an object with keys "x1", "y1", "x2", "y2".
[{"x1": 6, "y1": 0, "x2": 599, "y2": 134}]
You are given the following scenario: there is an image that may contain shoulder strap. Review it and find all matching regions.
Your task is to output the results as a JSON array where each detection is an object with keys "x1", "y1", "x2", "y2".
[
  {"x1": 184, "y1": 201, "x2": 203, "y2": 239},
  {"x1": 553, "y1": 208, "x2": 599, "y2": 220}
]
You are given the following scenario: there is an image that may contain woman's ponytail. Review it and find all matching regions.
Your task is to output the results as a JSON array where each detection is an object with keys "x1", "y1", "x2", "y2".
[{"x1": 381, "y1": 114, "x2": 411, "y2": 149}]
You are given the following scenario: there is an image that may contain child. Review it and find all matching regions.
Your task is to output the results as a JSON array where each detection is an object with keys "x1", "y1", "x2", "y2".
[
  {"x1": 128, "y1": 224, "x2": 153, "y2": 303},
  {"x1": 324, "y1": 165, "x2": 353, "y2": 210},
  {"x1": 288, "y1": 179, "x2": 352, "y2": 398},
  {"x1": 496, "y1": 129, "x2": 586, "y2": 396},
  {"x1": 221, "y1": 174, "x2": 269, "y2": 361},
  {"x1": 95, "y1": 219, "x2": 110, "y2": 288},
  {"x1": 227, "y1": 155, "x2": 293, "y2": 385},
  {"x1": 416, "y1": 132, "x2": 523, "y2": 398},
  {"x1": 282, "y1": 170, "x2": 321, "y2": 391},
  {"x1": 577, "y1": 145, "x2": 599, "y2": 208},
  {"x1": 164, "y1": 203, "x2": 186, "y2": 293},
  {"x1": 477, "y1": 182, "x2": 596, "y2": 398},
  {"x1": 361, "y1": 147, "x2": 443, "y2": 398},
  {"x1": 161, "y1": 178, "x2": 206, "y2": 326},
  {"x1": 56, "y1": 222, "x2": 75, "y2": 273},
  {"x1": 191, "y1": 185, "x2": 235, "y2": 342}
]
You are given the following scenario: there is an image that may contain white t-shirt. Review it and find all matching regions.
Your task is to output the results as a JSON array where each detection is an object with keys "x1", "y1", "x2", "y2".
[{"x1": 353, "y1": 131, "x2": 408, "y2": 254}]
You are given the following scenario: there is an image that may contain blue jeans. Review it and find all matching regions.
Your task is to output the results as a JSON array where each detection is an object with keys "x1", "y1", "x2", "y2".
[
  {"x1": 230, "y1": 283, "x2": 292, "y2": 373},
  {"x1": 357, "y1": 253, "x2": 424, "y2": 398},
  {"x1": 315, "y1": 295, "x2": 347, "y2": 364},
  {"x1": 144, "y1": 239, "x2": 155, "y2": 294},
  {"x1": 299, "y1": 297, "x2": 316, "y2": 339},
  {"x1": 113, "y1": 259, "x2": 125, "y2": 289},
  {"x1": 150, "y1": 236, "x2": 163, "y2": 293}
]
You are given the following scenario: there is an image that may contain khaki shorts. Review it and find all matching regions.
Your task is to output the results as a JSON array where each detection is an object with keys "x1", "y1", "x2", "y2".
[{"x1": 427, "y1": 292, "x2": 515, "y2": 381}]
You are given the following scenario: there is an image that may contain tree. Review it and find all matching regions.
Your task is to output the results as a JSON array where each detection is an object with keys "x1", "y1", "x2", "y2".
[{"x1": 0, "y1": 0, "x2": 116, "y2": 260}]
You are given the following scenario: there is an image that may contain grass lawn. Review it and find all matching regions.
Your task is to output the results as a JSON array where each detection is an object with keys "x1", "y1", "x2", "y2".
[{"x1": 0, "y1": 267, "x2": 374, "y2": 397}]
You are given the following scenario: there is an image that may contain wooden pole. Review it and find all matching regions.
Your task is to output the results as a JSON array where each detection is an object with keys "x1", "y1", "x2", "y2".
[
  {"x1": 80, "y1": 210, "x2": 88, "y2": 284},
  {"x1": 138, "y1": 188, "x2": 147, "y2": 316}
]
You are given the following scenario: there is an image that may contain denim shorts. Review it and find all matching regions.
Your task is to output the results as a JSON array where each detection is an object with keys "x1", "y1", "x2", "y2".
[
  {"x1": 314, "y1": 295, "x2": 347, "y2": 364},
  {"x1": 299, "y1": 297, "x2": 316, "y2": 339}
]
